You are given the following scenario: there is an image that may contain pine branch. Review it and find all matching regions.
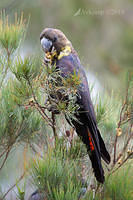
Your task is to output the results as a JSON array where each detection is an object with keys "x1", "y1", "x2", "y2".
[
  {"x1": 27, "y1": 78, "x2": 53, "y2": 127},
  {"x1": 0, "y1": 47, "x2": 10, "y2": 88}
]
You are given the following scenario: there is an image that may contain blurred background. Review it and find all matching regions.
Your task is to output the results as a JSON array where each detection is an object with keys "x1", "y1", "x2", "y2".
[{"x1": 0, "y1": 0, "x2": 133, "y2": 93}]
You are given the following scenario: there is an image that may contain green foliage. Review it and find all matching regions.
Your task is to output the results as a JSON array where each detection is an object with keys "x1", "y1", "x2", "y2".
[
  {"x1": 0, "y1": 12, "x2": 43, "y2": 159},
  {"x1": 55, "y1": 136, "x2": 87, "y2": 160},
  {"x1": 39, "y1": 63, "x2": 80, "y2": 124},
  {"x1": 0, "y1": 12, "x2": 26, "y2": 54},
  {"x1": 63, "y1": 69, "x2": 81, "y2": 90},
  {"x1": 0, "y1": 12, "x2": 27, "y2": 88},
  {"x1": 104, "y1": 164, "x2": 133, "y2": 200},
  {"x1": 30, "y1": 146, "x2": 82, "y2": 200},
  {"x1": 12, "y1": 56, "x2": 41, "y2": 81},
  {"x1": 16, "y1": 183, "x2": 26, "y2": 200},
  {"x1": 94, "y1": 92, "x2": 119, "y2": 136},
  {"x1": 0, "y1": 79, "x2": 41, "y2": 146},
  {"x1": 10, "y1": 56, "x2": 42, "y2": 105},
  {"x1": 11, "y1": 79, "x2": 32, "y2": 105}
]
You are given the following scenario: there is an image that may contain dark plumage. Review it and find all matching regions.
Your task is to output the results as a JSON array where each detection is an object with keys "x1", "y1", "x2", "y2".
[{"x1": 40, "y1": 28, "x2": 110, "y2": 183}]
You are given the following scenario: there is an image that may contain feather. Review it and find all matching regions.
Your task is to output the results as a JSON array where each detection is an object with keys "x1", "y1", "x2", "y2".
[{"x1": 40, "y1": 28, "x2": 111, "y2": 183}]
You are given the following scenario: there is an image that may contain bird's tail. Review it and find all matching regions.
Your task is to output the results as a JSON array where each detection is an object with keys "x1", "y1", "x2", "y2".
[
  {"x1": 87, "y1": 131, "x2": 105, "y2": 183},
  {"x1": 75, "y1": 125, "x2": 109, "y2": 183}
]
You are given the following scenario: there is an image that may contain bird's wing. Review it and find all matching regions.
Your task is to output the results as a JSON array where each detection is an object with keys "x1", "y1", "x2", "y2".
[
  {"x1": 56, "y1": 53, "x2": 110, "y2": 159},
  {"x1": 77, "y1": 84, "x2": 110, "y2": 164},
  {"x1": 75, "y1": 59, "x2": 110, "y2": 164},
  {"x1": 56, "y1": 53, "x2": 110, "y2": 183}
]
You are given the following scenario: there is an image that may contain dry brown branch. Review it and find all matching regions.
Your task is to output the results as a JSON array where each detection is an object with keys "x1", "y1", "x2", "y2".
[
  {"x1": 113, "y1": 80, "x2": 130, "y2": 166},
  {"x1": 111, "y1": 152, "x2": 133, "y2": 175},
  {"x1": 116, "y1": 125, "x2": 133, "y2": 163},
  {"x1": 27, "y1": 78, "x2": 54, "y2": 127},
  {"x1": 51, "y1": 112, "x2": 58, "y2": 146},
  {"x1": 27, "y1": 77, "x2": 59, "y2": 143}
]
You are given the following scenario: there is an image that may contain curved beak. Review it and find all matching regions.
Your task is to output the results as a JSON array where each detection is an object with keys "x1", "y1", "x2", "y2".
[{"x1": 41, "y1": 37, "x2": 52, "y2": 52}]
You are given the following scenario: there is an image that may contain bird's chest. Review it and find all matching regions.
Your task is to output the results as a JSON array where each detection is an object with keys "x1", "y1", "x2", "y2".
[{"x1": 56, "y1": 55, "x2": 79, "y2": 76}]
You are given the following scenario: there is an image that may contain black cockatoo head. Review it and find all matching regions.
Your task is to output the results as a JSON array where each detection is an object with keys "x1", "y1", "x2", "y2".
[{"x1": 40, "y1": 28, "x2": 72, "y2": 54}]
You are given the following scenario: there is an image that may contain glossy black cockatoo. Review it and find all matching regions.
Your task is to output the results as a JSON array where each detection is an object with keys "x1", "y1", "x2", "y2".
[{"x1": 40, "y1": 28, "x2": 110, "y2": 183}]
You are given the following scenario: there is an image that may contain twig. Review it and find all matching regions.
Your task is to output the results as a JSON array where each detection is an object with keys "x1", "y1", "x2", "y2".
[
  {"x1": 33, "y1": 102, "x2": 53, "y2": 127},
  {"x1": 0, "y1": 147, "x2": 11, "y2": 171},
  {"x1": 29, "y1": 143, "x2": 43, "y2": 158},
  {"x1": 0, "y1": 149, "x2": 7, "y2": 159},
  {"x1": 116, "y1": 125, "x2": 133, "y2": 163},
  {"x1": 51, "y1": 112, "x2": 58, "y2": 146},
  {"x1": 111, "y1": 152, "x2": 133, "y2": 175},
  {"x1": 113, "y1": 135, "x2": 118, "y2": 165},
  {"x1": 113, "y1": 87, "x2": 128, "y2": 165},
  {"x1": 121, "y1": 117, "x2": 133, "y2": 126},
  {"x1": 14, "y1": 120, "x2": 24, "y2": 141},
  {"x1": 1, "y1": 172, "x2": 25, "y2": 200},
  {"x1": 27, "y1": 79, "x2": 53, "y2": 126},
  {"x1": 110, "y1": 77, "x2": 132, "y2": 172},
  {"x1": 34, "y1": 102, "x2": 52, "y2": 122},
  {"x1": 0, "y1": 121, "x2": 24, "y2": 171}
]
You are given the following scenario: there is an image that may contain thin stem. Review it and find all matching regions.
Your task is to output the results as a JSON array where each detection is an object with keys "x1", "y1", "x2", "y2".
[
  {"x1": 113, "y1": 135, "x2": 118, "y2": 165},
  {"x1": 1, "y1": 172, "x2": 25, "y2": 200},
  {"x1": 116, "y1": 126, "x2": 133, "y2": 163},
  {"x1": 33, "y1": 102, "x2": 53, "y2": 127},
  {"x1": 51, "y1": 112, "x2": 58, "y2": 146},
  {"x1": 111, "y1": 152, "x2": 133, "y2": 175},
  {"x1": 27, "y1": 79, "x2": 53, "y2": 126},
  {"x1": 121, "y1": 117, "x2": 133, "y2": 126},
  {"x1": 0, "y1": 121, "x2": 24, "y2": 171},
  {"x1": 111, "y1": 79, "x2": 132, "y2": 171},
  {"x1": 113, "y1": 91, "x2": 128, "y2": 165},
  {"x1": 29, "y1": 143, "x2": 43, "y2": 158},
  {"x1": 0, "y1": 149, "x2": 7, "y2": 159},
  {"x1": 0, "y1": 147, "x2": 11, "y2": 171}
]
